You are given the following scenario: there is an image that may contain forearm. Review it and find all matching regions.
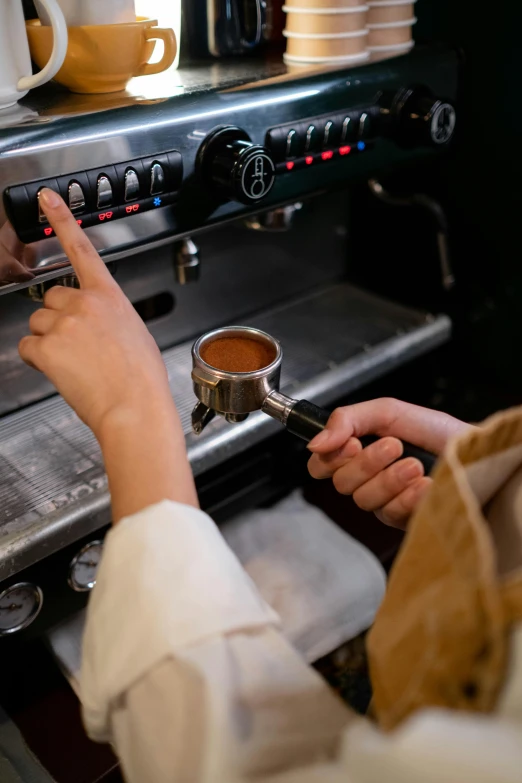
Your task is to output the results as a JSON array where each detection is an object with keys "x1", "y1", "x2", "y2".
[{"x1": 99, "y1": 396, "x2": 198, "y2": 523}]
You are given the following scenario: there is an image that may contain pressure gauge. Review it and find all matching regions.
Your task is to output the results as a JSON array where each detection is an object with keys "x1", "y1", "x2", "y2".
[
  {"x1": 0, "y1": 583, "x2": 43, "y2": 635},
  {"x1": 68, "y1": 541, "x2": 103, "y2": 593}
]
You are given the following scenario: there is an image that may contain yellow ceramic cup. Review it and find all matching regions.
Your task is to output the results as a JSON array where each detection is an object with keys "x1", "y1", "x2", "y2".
[{"x1": 26, "y1": 17, "x2": 177, "y2": 94}]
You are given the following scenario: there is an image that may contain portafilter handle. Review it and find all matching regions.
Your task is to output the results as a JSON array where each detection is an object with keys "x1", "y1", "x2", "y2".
[{"x1": 265, "y1": 394, "x2": 437, "y2": 476}]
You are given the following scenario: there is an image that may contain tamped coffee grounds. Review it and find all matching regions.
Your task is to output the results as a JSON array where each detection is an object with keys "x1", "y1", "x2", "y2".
[{"x1": 201, "y1": 337, "x2": 275, "y2": 373}]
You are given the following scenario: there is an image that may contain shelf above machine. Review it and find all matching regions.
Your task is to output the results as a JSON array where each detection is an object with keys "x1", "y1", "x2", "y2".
[{"x1": 0, "y1": 282, "x2": 450, "y2": 582}]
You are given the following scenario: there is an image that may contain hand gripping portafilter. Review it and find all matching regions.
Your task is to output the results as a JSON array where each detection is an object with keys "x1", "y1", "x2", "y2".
[{"x1": 191, "y1": 326, "x2": 436, "y2": 474}]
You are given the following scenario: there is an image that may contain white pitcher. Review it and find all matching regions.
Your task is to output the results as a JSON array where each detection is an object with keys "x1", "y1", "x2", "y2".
[
  {"x1": 0, "y1": 0, "x2": 68, "y2": 110},
  {"x1": 35, "y1": 0, "x2": 136, "y2": 26}
]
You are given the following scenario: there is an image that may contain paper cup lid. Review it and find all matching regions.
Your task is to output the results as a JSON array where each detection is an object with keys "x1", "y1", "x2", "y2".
[
  {"x1": 282, "y1": 4, "x2": 368, "y2": 12},
  {"x1": 367, "y1": 16, "x2": 416, "y2": 27},
  {"x1": 284, "y1": 51, "x2": 370, "y2": 63},
  {"x1": 283, "y1": 28, "x2": 368, "y2": 38}
]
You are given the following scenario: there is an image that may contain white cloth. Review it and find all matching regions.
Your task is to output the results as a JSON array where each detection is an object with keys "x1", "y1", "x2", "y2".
[
  {"x1": 49, "y1": 491, "x2": 385, "y2": 690},
  {"x1": 80, "y1": 501, "x2": 522, "y2": 783},
  {"x1": 221, "y1": 491, "x2": 386, "y2": 662}
]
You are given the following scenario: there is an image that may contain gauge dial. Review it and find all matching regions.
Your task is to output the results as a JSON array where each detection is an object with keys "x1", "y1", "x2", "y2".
[
  {"x1": 68, "y1": 541, "x2": 103, "y2": 592},
  {"x1": 0, "y1": 583, "x2": 43, "y2": 635}
]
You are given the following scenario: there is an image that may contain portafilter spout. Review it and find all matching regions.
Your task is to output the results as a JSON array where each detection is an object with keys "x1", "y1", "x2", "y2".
[{"x1": 191, "y1": 326, "x2": 436, "y2": 474}]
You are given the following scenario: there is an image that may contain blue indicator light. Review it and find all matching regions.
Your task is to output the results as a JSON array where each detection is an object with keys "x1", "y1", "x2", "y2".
[
  {"x1": 357, "y1": 141, "x2": 366, "y2": 151},
  {"x1": 153, "y1": 197, "x2": 162, "y2": 207}
]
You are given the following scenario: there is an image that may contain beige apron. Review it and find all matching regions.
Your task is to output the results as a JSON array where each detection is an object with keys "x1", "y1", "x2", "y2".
[{"x1": 368, "y1": 406, "x2": 522, "y2": 730}]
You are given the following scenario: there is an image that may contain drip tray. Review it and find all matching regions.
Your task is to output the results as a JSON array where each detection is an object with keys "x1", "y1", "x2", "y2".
[{"x1": 0, "y1": 283, "x2": 450, "y2": 580}]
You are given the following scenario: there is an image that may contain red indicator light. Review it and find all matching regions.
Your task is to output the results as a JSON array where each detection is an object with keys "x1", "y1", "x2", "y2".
[
  {"x1": 305, "y1": 156, "x2": 314, "y2": 165},
  {"x1": 98, "y1": 211, "x2": 114, "y2": 222},
  {"x1": 339, "y1": 145, "x2": 352, "y2": 156},
  {"x1": 44, "y1": 227, "x2": 53, "y2": 236},
  {"x1": 321, "y1": 150, "x2": 334, "y2": 161},
  {"x1": 76, "y1": 219, "x2": 83, "y2": 226},
  {"x1": 106, "y1": 211, "x2": 113, "y2": 219},
  {"x1": 125, "y1": 204, "x2": 140, "y2": 214},
  {"x1": 286, "y1": 161, "x2": 295, "y2": 171}
]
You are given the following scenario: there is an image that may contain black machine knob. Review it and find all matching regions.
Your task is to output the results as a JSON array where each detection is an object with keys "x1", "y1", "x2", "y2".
[
  {"x1": 382, "y1": 86, "x2": 457, "y2": 148},
  {"x1": 198, "y1": 126, "x2": 276, "y2": 205}
]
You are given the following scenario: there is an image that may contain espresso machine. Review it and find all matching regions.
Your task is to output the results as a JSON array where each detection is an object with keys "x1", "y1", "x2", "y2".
[{"x1": 0, "y1": 44, "x2": 460, "y2": 781}]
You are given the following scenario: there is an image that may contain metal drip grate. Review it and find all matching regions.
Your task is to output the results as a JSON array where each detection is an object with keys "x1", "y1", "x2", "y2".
[{"x1": 0, "y1": 283, "x2": 450, "y2": 579}]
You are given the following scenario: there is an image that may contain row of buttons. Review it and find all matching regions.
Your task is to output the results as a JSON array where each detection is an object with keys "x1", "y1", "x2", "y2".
[
  {"x1": 276, "y1": 140, "x2": 373, "y2": 172},
  {"x1": 4, "y1": 151, "x2": 183, "y2": 243},
  {"x1": 266, "y1": 108, "x2": 376, "y2": 162}
]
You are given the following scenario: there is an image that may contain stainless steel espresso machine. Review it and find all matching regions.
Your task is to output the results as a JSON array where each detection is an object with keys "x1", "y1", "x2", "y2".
[{"x1": 0, "y1": 46, "x2": 459, "y2": 781}]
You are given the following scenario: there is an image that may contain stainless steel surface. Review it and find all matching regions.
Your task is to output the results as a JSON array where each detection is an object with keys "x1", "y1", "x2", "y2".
[
  {"x1": 358, "y1": 112, "x2": 369, "y2": 139},
  {"x1": 244, "y1": 202, "x2": 302, "y2": 231},
  {"x1": 192, "y1": 401, "x2": 216, "y2": 434},
  {"x1": 191, "y1": 325, "x2": 282, "y2": 425},
  {"x1": 323, "y1": 120, "x2": 334, "y2": 147},
  {"x1": 151, "y1": 162, "x2": 166, "y2": 196},
  {"x1": 174, "y1": 237, "x2": 200, "y2": 284},
  {"x1": 225, "y1": 412, "x2": 249, "y2": 423},
  {"x1": 67, "y1": 181, "x2": 85, "y2": 213},
  {"x1": 23, "y1": 274, "x2": 80, "y2": 303},
  {"x1": 0, "y1": 192, "x2": 348, "y2": 417},
  {"x1": 0, "y1": 281, "x2": 451, "y2": 581},
  {"x1": 124, "y1": 168, "x2": 140, "y2": 202},
  {"x1": 96, "y1": 175, "x2": 113, "y2": 209},
  {"x1": 262, "y1": 389, "x2": 296, "y2": 424},
  {"x1": 0, "y1": 45, "x2": 460, "y2": 292},
  {"x1": 37, "y1": 192, "x2": 47, "y2": 224}
]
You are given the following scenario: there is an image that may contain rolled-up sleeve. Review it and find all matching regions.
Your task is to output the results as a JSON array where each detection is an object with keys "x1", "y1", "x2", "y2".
[
  {"x1": 81, "y1": 500, "x2": 281, "y2": 741},
  {"x1": 80, "y1": 501, "x2": 522, "y2": 783}
]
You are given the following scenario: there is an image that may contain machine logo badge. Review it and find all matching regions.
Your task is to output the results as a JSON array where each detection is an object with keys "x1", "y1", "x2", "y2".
[
  {"x1": 430, "y1": 102, "x2": 456, "y2": 145},
  {"x1": 241, "y1": 153, "x2": 275, "y2": 201}
]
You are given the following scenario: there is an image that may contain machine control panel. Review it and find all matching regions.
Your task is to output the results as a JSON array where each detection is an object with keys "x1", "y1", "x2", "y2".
[
  {"x1": 198, "y1": 126, "x2": 276, "y2": 205},
  {"x1": 266, "y1": 106, "x2": 378, "y2": 170},
  {"x1": 2, "y1": 87, "x2": 455, "y2": 247},
  {"x1": 0, "y1": 41, "x2": 459, "y2": 277},
  {"x1": 266, "y1": 105, "x2": 377, "y2": 171},
  {"x1": 4, "y1": 150, "x2": 183, "y2": 244},
  {"x1": 266, "y1": 86, "x2": 456, "y2": 171}
]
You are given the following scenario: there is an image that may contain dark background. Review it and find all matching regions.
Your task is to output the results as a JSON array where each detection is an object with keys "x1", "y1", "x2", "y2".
[{"x1": 348, "y1": 0, "x2": 522, "y2": 422}]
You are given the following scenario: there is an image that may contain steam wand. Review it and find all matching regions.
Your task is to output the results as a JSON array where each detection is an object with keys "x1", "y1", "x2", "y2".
[{"x1": 368, "y1": 178, "x2": 455, "y2": 291}]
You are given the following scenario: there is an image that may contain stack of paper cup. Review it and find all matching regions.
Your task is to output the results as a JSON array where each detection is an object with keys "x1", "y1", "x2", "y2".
[
  {"x1": 283, "y1": 0, "x2": 369, "y2": 67},
  {"x1": 367, "y1": 0, "x2": 416, "y2": 61}
]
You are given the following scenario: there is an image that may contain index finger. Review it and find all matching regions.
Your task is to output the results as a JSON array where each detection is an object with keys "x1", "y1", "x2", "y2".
[
  {"x1": 38, "y1": 188, "x2": 114, "y2": 289},
  {"x1": 308, "y1": 399, "x2": 470, "y2": 456}
]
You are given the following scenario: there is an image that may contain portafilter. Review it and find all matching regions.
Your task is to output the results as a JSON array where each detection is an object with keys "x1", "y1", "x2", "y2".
[{"x1": 191, "y1": 326, "x2": 436, "y2": 474}]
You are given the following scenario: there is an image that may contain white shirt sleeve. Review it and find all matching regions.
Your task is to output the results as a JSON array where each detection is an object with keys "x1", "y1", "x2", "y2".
[{"x1": 80, "y1": 501, "x2": 522, "y2": 783}]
